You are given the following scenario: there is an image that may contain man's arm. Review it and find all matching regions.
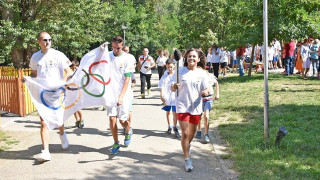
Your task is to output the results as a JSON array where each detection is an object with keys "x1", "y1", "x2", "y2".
[
  {"x1": 137, "y1": 60, "x2": 141, "y2": 72},
  {"x1": 62, "y1": 67, "x2": 72, "y2": 82},
  {"x1": 117, "y1": 75, "x2": 130, "y2": 106}
]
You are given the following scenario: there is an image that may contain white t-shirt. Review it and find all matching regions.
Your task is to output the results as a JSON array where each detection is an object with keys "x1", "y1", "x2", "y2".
[
  {"x1": 230, "y1": 51, "x2": 236, "y2": 59},
  {"x1": 109, "y1": 52, "x2": 135, "y2": 101},
  {"x1": 219, "y1": 50, "x2": 229, "y2": 63},
  {"x1": 210, "y1": 49, "x2": 220, "y2": 63},
  {"x1": 267, "y1": 47, "x2": 274, "y2": 61},
  {"x1": 300, "y1": 45, "x2": 310, "y2": 59},
  {"x1": 29, "y1": 49, "x2": 71, "y2": 80},
  {"x1": 158, "y1": 72, "x2": 176, "y2": 106},
  {"x1": 139, "y1": 55, "x2": 154, "y2": 74},
  {"x1": 207, "y1": 53, "x2": 212, "y2": 61},
  {"x1": 173, "y1": 58, "x2": 184, "y2": 68},
  {"x1": 156, "y1": 56, "x2": 167, "y2": 67},
  {"x1": 203, "y1": 73, "x2": 218, "y2": 101},
  {"x1": 245, "y1": 47, "x2": 252, "y2": 57},
  {"x1": 171, "y1": 67, "x2": 209, "y2": 115},
  {"x1": 274, "y1": 40, "x2": 282, "y2": 52}
]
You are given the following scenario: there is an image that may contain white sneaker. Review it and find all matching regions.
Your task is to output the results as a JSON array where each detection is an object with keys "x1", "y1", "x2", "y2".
[
  {"x1": 37, "y1": 149, "x2": 51, "y2": 161},
  {"x1": 184, "y1": 158, "x2": 193, "y2": 172},
  {"x1": 60, "y1": 132, "x2": 69, "y2": 149}
]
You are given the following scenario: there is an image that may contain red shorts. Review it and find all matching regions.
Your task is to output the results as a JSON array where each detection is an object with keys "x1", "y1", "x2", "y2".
[{"x1": 177, "y1": 113, "x2": 201, "y2": 125}]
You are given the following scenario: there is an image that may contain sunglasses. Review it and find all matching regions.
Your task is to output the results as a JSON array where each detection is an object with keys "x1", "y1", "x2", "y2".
[{"x1": 42, "y1": 39, "x2": 52, "y2": 42}]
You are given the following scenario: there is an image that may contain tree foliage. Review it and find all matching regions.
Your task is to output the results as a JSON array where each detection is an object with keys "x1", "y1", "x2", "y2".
[
  {"x1": 0, "y1": 0, "x2": 109, "y2": 68},
  {"x1": 0, "y1": 0, "x2": 319, "y2": 67}
]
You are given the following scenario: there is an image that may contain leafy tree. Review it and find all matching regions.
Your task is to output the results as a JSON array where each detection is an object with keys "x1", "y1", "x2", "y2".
[
  {"x1": 0, "y1": 0, "x2": 109, "y2": 68},
  {"x1": 179, "y1": 0, "x2": 224, "y2": 51}
]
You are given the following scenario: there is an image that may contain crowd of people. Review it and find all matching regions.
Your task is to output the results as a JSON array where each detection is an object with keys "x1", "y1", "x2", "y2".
[
  {"x1": 25, "y1": 31, "x2": 319, "y2": 173},
  {"x1": 204, "y1": 37, "x2": 320, "y2": 79}
]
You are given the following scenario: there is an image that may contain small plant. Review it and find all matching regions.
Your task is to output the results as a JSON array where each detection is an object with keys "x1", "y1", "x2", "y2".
[{"x1": 0, "y1": 131, "x2": 19, "y2": 152}]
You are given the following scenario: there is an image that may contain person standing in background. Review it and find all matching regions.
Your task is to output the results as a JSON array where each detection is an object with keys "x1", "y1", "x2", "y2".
[
  {"x1": 70, "y1": 60, "x2": 84, "y2": 128},
  {"x1": 137, "y1": 48, "x2": 155, "y2": 99},
  {"x1": 211, "y1": 44, "x2": 220, "y2": 78},
  {"x1": 236, "y1": 45, "x2": 246, "y2": 76},
  {"x1": 156, "y1": 49, "x2": 168, "y2": 80}
]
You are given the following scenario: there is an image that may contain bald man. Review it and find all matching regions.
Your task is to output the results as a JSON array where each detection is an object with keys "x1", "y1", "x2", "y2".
[{"x1": 29, "y1": 32, "x2": 72, "y2": 162}]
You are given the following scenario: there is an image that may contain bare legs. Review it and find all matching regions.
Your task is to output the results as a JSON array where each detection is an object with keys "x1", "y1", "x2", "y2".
[
  {"x1": 40, "y1": 116, "x2": 65, "y2": 150},
  {"x1": 109, "y1": 116, "x2": 131, "y2": 143},
  {"x1": 179, "y1": 121, "x2": 197, "y2": 158}
]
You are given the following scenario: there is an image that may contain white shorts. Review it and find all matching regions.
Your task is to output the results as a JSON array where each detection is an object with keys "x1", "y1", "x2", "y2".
[{"x1": 106, "y1": 100, "x2": 130, "y2": 121}]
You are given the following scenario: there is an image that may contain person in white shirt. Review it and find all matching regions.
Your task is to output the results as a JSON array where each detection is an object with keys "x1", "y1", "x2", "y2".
[
  {"x1": 195, "y1": 71, "x2": 219, "y2": 143},
  {"x1": 273, "y1": 39, "x2": 282, "y2": 68},
  {"x1": 219, "y1": 46, "x2": 229, "y2": 78},
  {"x1": 267, "y1": 44, "x2": 275, "y2": 69},
  {"x1": 171, "y1": 48, "x2": 209, "y2": 172},
  {"x1": 158, "y1": 59, "x2": 180, "y2": 137},
  {"x1": 206, "y1": 48, "x2": 213, "y2": 73},
  {"x1": 210, "y1": 44, "x2": 220, "y2": 78},
  {"x1": 156, "y1": 49, "x2": 168, "y2": 80},
  {"x1": 27, "y1": 32, "x2": 72, "y2": 162},
  {"x1": 230, "y1": 50, "x2": 237, "y2": 72},
  {"x1": 123, "y1": 45, "x2": 136, "y2": 129},
  {"x1": 301, "y1": 39, "x2": 312, "y2": 79},
  {"x1": 70, "y1": 60, "x2": 84, "y2": 128},
  {"x1": 137, "y1": 48, "x2": 155, "y2": 98},
  {"x1": 105, "y1": 36, "x2": 135, "y2": 155}
]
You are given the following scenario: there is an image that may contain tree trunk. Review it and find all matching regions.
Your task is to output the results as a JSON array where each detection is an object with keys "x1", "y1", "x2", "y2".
[{"x1": 248, "y1": 44, "x2": 256, "y2": 77}]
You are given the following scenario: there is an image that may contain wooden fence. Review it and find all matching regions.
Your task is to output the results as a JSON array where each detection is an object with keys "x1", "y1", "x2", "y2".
[{"x1": 0, "y1": 66, "x2": 37, "y2": 116}]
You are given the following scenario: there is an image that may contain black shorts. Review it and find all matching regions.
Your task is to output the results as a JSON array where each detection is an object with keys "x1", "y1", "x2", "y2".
[{"x1": 220, "y1": 62, "x2": 228, "y2": 68}]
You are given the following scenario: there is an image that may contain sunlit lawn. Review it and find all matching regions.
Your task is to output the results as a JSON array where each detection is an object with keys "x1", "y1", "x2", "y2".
[
  {"x1": 0, "y1": 131, "x2": 19, "y2": 153},
  {"x1": 212, "y1": 72, "x2": 320, "y2": 179}
]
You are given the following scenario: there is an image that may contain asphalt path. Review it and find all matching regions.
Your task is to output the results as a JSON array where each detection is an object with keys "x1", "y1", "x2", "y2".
[{"x1": 0, "y1": 71, "x2": 238, "y2": 180}]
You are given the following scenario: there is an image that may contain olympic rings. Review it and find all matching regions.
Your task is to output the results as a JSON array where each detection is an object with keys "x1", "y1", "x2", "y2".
[
  {"x1": 40, "y1": 87, "x2": 66, "y2": 110},
  {"x1": 67, "y1": 69, "x2": 90, "y2": 91},
  {"x1": 41, "y1": 61, "x2": 110, "y2": 109},
  {"x1": 60, "y1": 83, "x2": 82, "y2": 109},
  {"x1": 88, "y1": 60, "x2": 111, "y2": 85},
  {"x1": 81, "y1": 73, "x2": 105, "y2": 97}
]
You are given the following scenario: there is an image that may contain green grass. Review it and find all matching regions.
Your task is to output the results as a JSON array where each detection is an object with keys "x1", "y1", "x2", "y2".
[
  {"x1": 0, "y1": 131, "x2": 19, "y2": 153},
  {"x1": 213, "y1": 73, "x2": 320, "y2": 179}
]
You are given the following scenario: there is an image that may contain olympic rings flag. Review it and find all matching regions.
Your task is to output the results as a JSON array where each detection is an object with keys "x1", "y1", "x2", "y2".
[{"x1": 25, "y1": 46, "x2": 117, "y2": 130}]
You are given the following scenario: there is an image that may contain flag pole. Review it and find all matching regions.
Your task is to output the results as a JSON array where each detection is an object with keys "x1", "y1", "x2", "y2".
[{"x1": 263, "y1": 0, "x2": 269, "y2": 141}]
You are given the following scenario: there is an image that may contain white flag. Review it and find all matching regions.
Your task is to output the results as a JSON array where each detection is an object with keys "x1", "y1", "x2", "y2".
[{"x1": 25, "y1": 46, "x2": 117, "y2": 130}]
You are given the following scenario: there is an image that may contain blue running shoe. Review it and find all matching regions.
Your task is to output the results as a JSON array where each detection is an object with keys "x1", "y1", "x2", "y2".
[
  {"x1": 174, "y1": 127, "x2": 180, "y2": 137},
  {"x1": 124, "y1": 128, "x2": 132, "y2": 147},
  {"x1": 110, "y1": 142, "x2": 120, "y2": 155},
  {"x1": 195, "y1": 130, "x2": 201, "y2": 139}
]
